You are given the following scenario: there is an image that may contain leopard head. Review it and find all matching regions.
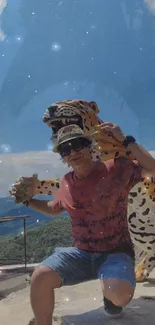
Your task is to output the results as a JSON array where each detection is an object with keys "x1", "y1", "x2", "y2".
[{"x1": 43, "y1": 99, "x2": 102, "y2": 145}]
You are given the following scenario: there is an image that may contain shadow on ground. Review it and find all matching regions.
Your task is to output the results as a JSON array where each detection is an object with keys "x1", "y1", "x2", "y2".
[
  {"x1": 60, "y1": 296, "x2": 155, "y2": 325},
  {"x1": 142, "y1": 277, "x2": 155, "y2": 288}
]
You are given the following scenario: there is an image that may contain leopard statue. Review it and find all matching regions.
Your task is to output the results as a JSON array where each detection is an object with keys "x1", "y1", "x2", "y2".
[{"x1": 10, "y1": 99, "x2": 155, "y2": 282}]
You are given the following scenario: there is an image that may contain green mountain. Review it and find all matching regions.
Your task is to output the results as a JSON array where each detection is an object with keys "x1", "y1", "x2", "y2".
[{"x1": 0, "y1": 216, "x2": 72, "y2": 265}]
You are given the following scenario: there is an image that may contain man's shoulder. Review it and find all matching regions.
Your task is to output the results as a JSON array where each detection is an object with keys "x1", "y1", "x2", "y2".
[{"x1": 61, "y1": 170, "x2": 74, "y2": 182}]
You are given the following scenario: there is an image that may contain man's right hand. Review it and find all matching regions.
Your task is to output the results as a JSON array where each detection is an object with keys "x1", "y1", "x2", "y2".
[{"x1": 9, "y1": 174, "x2": 40, "y2": 204}]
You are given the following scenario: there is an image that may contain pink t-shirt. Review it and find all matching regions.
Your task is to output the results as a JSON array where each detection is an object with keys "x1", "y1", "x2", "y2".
[{"x1": 51, "y1": 158, "x2": 143, "y2": 256}]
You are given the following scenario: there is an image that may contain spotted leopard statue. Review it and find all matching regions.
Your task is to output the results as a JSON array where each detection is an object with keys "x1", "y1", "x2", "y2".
[{"x1": 10, "y1": 99, "x2": 155, "y2": 282}]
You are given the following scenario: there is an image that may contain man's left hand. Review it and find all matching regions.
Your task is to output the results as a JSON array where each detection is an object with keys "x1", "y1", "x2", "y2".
[{"x1": 99, "y1": 122, "x2": 126, "y2": 143}]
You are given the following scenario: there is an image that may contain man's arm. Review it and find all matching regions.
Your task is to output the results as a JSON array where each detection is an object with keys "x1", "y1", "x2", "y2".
[
  {"x1": 27, "y1": 199, "x2": 64, "y2": 217},
  {"x1": 99, "y1": 122, "x2": 155, "y2": 178},
  {"x1": 127, "y1": 142, "x2": 155, "y2": 178}
]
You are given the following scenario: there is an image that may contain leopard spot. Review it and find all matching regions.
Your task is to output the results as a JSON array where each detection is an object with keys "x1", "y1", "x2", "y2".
[
  {"x1": 115, "y1": 151, "x2": 119, "y2": 158},
  {"x1": 139, "y1": 227, "x2": 145, "y2": 231},
  {"x1": 129, "y1": 192, "x2": 138, "y2": 198},
  {"x1": 142, "y1": 208, "x2": 150, "y2": 216},
  {"x1": 128, "y1": 212, "x2": 136, "y2": 223},
  {"x1": 130, "y1": 224, "x2": 137, "y2": 228},
  {"x1": 56, "y1": 182, "x2": 60, "y2": 188},
  {"x1": 139, "y1": 198, "x2": 146, "y2": 207},
  {"x1": 134, "y1": 238, "x2": 146, "y2": 244},
  {"x1": 138, "y1": 219, "x2": 145, "y2": 224},
  {"x1": 128, "y1": 198, "x2": 133, "y2": 204},
  {"x1": 148, "y1": 256, "x2": 155, "y2": 262}
]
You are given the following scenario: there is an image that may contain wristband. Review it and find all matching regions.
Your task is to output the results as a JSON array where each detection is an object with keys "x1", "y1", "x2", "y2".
[
  {"x1": 122, "y1": 136, "x2": 136, "y2": 148},
  {"x1": 23, "y1": 200, "x2": 30, "y2": 207}
]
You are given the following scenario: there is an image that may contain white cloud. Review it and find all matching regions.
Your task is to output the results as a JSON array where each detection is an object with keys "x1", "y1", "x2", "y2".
[
  {"x1": 150, "y1": 150, "x2": 155, "y2": 158},
  {"x1": 0, "y1": 0, "x2": 7, "y2": 41},
  {"x1": 145, "y1": 0, "x2": 155, "y2": 14},
  {"x1": 0, "y1": 151, "x2": 70, "y2": 197}
]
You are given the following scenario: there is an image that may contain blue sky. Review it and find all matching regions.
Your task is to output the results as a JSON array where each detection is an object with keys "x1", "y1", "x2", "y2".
[{"x1": 0, "y1": 0, "x2": 155, "y2": 154}]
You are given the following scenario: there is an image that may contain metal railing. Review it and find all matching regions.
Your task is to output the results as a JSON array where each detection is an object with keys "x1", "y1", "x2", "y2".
[{"x1": 0, "y1": 215, "x2": 31, "y2": 273}]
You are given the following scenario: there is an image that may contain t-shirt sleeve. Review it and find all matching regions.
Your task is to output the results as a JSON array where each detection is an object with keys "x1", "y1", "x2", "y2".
[
  {"x1": 114, "y1": 157, "x2": 144, "y2": 190},
  {"x1": 50, "y1": 178, "x2": 65, "y2": 212}
]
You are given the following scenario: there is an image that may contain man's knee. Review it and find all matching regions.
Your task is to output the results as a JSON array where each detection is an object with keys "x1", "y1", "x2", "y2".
[
  {"x1": 31, "y1": 266, "x2": 62, "y2": 291},
  {"x1": 101, "y1": 279, "x2": 134, "y2": 307},
  {"x1": 111, "y1": 289, "x2": 134, "y2": 307}
]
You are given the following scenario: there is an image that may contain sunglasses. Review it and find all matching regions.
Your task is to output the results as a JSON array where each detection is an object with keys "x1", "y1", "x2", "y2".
[{"x1": 58, "y1": 138, "x2": 91, "y2": 157}]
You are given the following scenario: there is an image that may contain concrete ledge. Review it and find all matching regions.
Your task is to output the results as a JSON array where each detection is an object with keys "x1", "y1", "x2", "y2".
[
  {"x1": 0, "y1": 274, "x2": 28, "y2": 300},
  {"x1": 0, "y1": 271, "x2": 155, "y2": 325}
]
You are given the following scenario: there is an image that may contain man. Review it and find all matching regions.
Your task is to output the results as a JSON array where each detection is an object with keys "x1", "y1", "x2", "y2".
[{"x1": 13, "y1": 123, "x2": 155, "y2": 325}]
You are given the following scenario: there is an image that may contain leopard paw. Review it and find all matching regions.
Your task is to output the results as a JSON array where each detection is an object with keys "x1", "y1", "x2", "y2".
[
  {"x1": 136, "y1": 262, "x2": 149, "y2": 282},
  {"x1": 9, "y1": 173, "x2": 39, "y2": 203}
]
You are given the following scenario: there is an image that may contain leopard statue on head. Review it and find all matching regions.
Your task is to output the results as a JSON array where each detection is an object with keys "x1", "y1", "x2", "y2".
[{"x1": 10, "y1": 99, "x2": 155, "y2": 281}]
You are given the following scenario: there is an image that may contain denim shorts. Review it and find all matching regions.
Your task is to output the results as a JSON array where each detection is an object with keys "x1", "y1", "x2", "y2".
[{"x1": 40, "y1": 247, "x2": 136, "y2": 288}]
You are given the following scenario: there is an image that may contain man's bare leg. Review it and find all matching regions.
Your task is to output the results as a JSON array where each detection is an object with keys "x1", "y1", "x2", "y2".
[{"x1": 30, "y1": 266, "x2": 61, "y2": 325}]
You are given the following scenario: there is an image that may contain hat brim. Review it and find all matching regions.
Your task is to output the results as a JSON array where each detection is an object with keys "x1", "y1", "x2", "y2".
[{"x1": 53, "y1": 134, "x2": 91, "y2": 153}]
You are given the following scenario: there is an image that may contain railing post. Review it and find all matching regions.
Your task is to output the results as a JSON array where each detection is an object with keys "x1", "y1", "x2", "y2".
[
  {"x1": 0, "y1": 215, "x2": 31, "y2": 271},
  {"x1": 23, "y1": 217, "x2": 27, "y2": 273}
]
